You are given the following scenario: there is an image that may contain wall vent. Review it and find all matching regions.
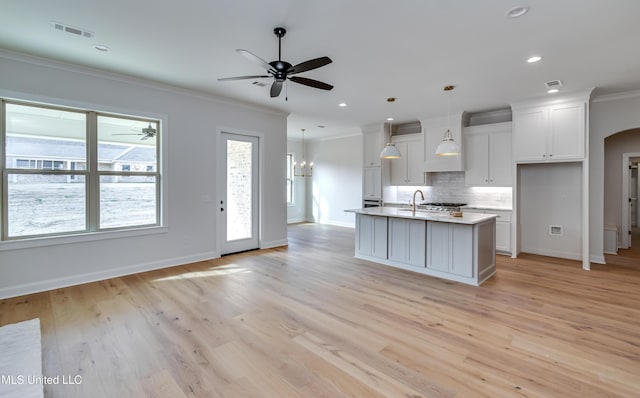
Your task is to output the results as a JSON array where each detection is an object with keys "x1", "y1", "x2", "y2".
[
  {"x1": 549, "y1": 225, "x2": 563, "y2": 236},
  {"x1": 52, "y1": 22, "x2": 94, "y2": 38},
  {"x1": 545, "y1": 80, "x2": 563, "y2": 89}
]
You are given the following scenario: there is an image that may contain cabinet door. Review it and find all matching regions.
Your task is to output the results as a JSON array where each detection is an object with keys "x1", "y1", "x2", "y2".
[
  {"x1": 363, "y1": 131, "x2": 383, "y2": 167},
  {"x1": 549, "y1": 102, "x2": 585, "y2": 160},
  {"x1": 464, "y1": 134, "x2": 490, "y2": 186},
  {"x1": 372, "y1": 216, "x2": 388, "y2": 259},
  {"x1": 406, "y1": 139, "x2": 426, "y2": 185},
  {"x1": 513, "y1": 107, "x2": 548, "y2": 162},
  {"x1": 450, "y1": 224, "x2": 473, "y2": 277},
  {"x1": 407, "y1": 219, "x2": 426, "y2": 267},
  {"x1": 495, "y1": 221, "x2": 511, "y2": 253},
  {"x1": 426, "y1": 221, "x2": 449, "y2": 272},
  {"x1": 363, "y1": 167, "x2": 381, "y2": 199},
  {"x1": 388, "y1": 218, "x2": 408, "y2": 262},
  {"x1": 488, "y1": 131, "x2": 512, "y2": 186},
  {"x1": 390, "y1": 142, "x2": 408, "y2": 185},
  {"x1": 356, "y1": 214, "x2": 373, "y2": 256}
]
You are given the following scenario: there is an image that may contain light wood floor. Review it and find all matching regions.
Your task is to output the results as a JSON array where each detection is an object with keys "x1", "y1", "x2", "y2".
[{"x1": 2, "y1": 223, "x2": 640, "y2": 397}]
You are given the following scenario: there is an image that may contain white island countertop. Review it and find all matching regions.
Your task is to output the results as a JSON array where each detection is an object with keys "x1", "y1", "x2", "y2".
[{"x1": 345, "y1": 207, "x2": 497, "y2": 225}]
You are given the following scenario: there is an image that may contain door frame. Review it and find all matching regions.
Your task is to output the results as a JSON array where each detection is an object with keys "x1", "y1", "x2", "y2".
[
  {"x1": 217, "y1": 127, "x2": 264, "y2": 255},
  {"x1": 621, "y1": 152, "x2": 640, "y2": 249}
]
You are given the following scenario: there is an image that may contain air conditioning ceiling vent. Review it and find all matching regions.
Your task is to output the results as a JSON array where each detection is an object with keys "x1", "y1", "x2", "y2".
[
  {"x1": 545, "y1": 80, "x2": 563, "y2": 89},
  {"x1": 52, "y1": 22, "x2": 94, "y2": 38}
]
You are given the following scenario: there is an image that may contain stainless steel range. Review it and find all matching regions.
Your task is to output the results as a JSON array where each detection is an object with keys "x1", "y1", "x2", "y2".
[{"x1": 419, "y1": 202, "x2": 467, "y2": 213}]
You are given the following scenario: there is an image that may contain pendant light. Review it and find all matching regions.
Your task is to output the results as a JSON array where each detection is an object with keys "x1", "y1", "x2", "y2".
[
  {"x1": 293, "y1": 129, "x2": 313, "y2": 177},
  {"x1": 435, "y1": 85, "x2": 461, "y2": 156},
  {"x1": 380, "y1": 97, "x2": 401, "y2": 159},
  {"x1": 380, "y1": 119, "x2": 401, "y2": 159}
]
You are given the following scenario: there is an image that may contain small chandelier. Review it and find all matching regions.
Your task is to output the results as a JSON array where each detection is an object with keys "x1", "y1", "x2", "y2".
[
  {"x1": 435, "y1": 85, "x2": 461, "y2": 156},
  {"x1": 293, "y1": 129, "x2": 313, "y2": 177}
]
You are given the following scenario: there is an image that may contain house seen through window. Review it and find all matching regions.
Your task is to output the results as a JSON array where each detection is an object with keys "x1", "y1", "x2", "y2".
[{"x1": 1, "y1": 100, "x2": 161, "y2": 240}]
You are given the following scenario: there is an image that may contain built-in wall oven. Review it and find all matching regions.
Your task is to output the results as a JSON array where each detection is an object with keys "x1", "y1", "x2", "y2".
[{"x1": 363, "y1": 199, "x2": 382, "y2": 208}]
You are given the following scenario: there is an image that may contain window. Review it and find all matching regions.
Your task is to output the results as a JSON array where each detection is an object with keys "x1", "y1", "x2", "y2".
[
  {"x1": 1, "y1": 100, "x2": 161, "y2": 240},
  {"x1": 286, "y1": 153, "x2": 294, "y2": 205}
]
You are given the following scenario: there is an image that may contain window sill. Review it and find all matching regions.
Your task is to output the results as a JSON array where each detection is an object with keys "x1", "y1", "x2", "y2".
[{"x1": 0, "y1": 225, "x2": 168, "y2": 251}]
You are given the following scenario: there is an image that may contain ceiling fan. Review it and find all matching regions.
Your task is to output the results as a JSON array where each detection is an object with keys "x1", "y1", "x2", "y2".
[
  {"x1": 113, "y1": 123, "x2": 157, "y2": 141},
  {"x1": 218, "y1": 27, "x2": 333, "y2": 98}
]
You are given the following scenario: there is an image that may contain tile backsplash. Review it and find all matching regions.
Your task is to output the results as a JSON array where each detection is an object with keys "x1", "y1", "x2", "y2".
[{"x1": 391, "y1": 172, "x2": 512, "y2": 208}]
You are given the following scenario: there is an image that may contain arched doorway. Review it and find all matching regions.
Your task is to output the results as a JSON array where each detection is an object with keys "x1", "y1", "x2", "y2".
[{"x1": 604, "y1": 128, "x2": 640, "y2": 268}]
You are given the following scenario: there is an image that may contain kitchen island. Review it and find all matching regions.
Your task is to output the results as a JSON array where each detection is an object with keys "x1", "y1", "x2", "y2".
[{"x1": 345, "y1": 207, "x2": 497, "y2": 286}]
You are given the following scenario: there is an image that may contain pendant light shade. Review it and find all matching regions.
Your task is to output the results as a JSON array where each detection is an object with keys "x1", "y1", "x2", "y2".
[
  {"x1": 435, "y1": 129, "x2": 460, "y2": 156},
  {"x1": 380, "y1": 119, "x2": 401, "y2": 159},
  {"x1": 380, "y1": 142, "x2": 402, "y2": 158}
]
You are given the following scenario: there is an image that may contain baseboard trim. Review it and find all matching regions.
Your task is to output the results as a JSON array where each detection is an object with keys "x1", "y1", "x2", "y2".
[
  {"x1": 590, "y1": 254, "x2": 606, "y2": 264},
  {"x1": 287, "y1": 217, "x2": 308, "y2": 224},
  {"x1": 260, "y1": 239, "x2": 288, "y2": 249},
  {"x1": 319, "y1": 220, "x2": 355, "y2": 229},
  {"x1": 520, "y1": 247, "x2": 582, "y2": 261},
  {"x1": 0, "y1": 251, "x2": 219, "y2": 300}
]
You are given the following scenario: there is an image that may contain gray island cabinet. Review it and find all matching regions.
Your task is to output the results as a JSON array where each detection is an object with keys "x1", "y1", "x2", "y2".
[{"x1": 345, "y1": 207, "x2": 497, "y2": 286}]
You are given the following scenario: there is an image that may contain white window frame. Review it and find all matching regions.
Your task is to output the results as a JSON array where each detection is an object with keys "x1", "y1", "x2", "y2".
[{"x1": 0, "y1": 98, "x2": 167, "y2": 250}]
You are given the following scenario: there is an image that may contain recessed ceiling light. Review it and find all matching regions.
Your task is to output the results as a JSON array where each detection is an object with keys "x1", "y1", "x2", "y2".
[
  {"x1": 506, "y1": 6, "x2": 529, "y2": 18},
  {"x1": 339, "y1": 102, "x2": 347, "y2": 107},
  {"x1": 387, "y1": 117, "x2": 394, "y2": 121},
  {"x1": 94, "y1": 45, "x2": 110, "y2": 52},
  {"x1": 547, "y1": 89, "x2": 559, "y2": 94},
  {"x1": 527, "y1": 56, "x2": 542, "y2": 63}
]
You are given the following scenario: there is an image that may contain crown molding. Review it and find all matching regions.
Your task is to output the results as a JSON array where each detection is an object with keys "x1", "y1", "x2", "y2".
[
  {"x1": 0, "y1": 49, "x2": 288, "y2": 118},
  {"x1": 592, "y1": 89, "x2": 640, "y2": 103}
]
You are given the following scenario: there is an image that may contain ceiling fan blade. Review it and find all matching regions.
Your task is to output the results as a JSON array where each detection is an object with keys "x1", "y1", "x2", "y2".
[
  {"x1": 218, "y1": 75, "x2": 271, "y2": 81},
  {"x1": 270, "y1": 81, "x2": 283, "y2": 97},
  {"x1": 289, "y1": 76, "x2": 333, "y2": 91},
  {"x1": 237, "y1": 49, "x2": 275, "y2": 72},
  {"x1": 287, "y1": 56, "x2": 332, "y2": 75}
]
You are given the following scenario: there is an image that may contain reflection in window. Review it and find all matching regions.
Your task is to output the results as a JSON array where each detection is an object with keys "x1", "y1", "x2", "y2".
[{"x1": 2, "y1": 100, "x2": 161, "y2": 240}]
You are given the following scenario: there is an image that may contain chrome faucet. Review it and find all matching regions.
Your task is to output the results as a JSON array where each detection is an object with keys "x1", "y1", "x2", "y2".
[{"x1": 412, "y1": 189, "x2": 424, "y2": 213}]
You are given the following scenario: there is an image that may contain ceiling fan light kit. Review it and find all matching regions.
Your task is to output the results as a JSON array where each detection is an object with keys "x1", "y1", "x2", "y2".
[{"x1": 218, "y1": 27, "x2": 333, "y2": 98}]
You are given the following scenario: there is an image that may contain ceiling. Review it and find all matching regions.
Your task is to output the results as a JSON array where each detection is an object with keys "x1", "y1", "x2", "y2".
[{"x1": 1, "y1": 0, "x2": 640, "y2": 140}]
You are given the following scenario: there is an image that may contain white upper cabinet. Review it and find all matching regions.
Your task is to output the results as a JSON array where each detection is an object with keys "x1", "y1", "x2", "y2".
[
  {"x1": 549, "y1": 102, "x2": 585, "y2": 160},
  {"x1": 363, "y1": 166, "x2": 382, "y2": 200},
  {"x1": 464, "y1": 122, "x2": 512, "y2": 187},
  {"x1": 362, "y1": 123, "x2": 385, "y2": 167},
  {"x1": 512, "y1": 98, "x2": 587, "y2": 163},
  {"x1": 421, "y1": 112, "x2": 465, "y2": 172},
  {"x1": 391, "y1": 134, "x2": 425, "y2": 185}
]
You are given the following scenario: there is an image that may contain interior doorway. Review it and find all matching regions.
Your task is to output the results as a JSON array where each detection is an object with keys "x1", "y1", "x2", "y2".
[{"x1": 621, "y1": 153, "x2": 640, "y2": 249}]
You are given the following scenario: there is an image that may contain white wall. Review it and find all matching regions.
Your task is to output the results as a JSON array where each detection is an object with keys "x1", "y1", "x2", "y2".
[
  {"x1": 286, "y1": 138, "x2": 308, "y2": 223},
  {"x1": 603, "y1": 129, "x2": 640, "y2": 239},
  {"x1": 0, "y1": 51, "x2": 288, "y2": 298},
  {"x1": 519, "y1": 163, "x2": 583, "y2": 260},
  {"x1": 307, "y1": 135, "x2": 362, "y2": 227},
  {"x1": 590, "y1": 92, "x2": 640, "y2": 263}
]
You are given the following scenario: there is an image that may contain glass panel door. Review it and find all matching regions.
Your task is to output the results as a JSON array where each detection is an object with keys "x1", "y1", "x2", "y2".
[{"x1": 220, "y1": 133, "x2": 259, "y2": 254}]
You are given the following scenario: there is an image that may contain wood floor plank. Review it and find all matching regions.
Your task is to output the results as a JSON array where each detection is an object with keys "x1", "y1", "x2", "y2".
[{"x1": 2, "y1": 223, "x2": 640, "y2": 397}]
